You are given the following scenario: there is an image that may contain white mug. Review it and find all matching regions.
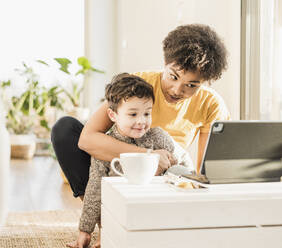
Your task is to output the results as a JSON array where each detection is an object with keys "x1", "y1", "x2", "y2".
[{"x1": 110, "y1": 153, "x2": 160, "y2": 185}]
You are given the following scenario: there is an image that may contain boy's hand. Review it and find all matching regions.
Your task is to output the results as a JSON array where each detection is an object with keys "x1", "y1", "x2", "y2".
[
  {"x1": 153, "y1": 149, "x2": 177, "y2": 174},
  {"x1": 66, "y1": 231, "x2": 91, "y2": 248}
]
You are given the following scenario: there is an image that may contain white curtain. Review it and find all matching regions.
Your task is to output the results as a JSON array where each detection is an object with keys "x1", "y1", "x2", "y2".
[
  {"x1": 242, "y1": 0, "x2": 282, "y2": 120},
  {"x1": 259, "y1": 0, "x2": 282, "y2": 120}
]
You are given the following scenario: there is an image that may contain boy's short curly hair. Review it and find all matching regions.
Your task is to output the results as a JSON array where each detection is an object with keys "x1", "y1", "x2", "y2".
[
  {"x1": 163, "y1": 24, "x2": 228, "y2": 82},
  {"x1": 105, "y1": 73, "x2": 155, "y2": 112}
]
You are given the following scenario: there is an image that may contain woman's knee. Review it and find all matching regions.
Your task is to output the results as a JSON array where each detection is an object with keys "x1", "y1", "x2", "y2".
[{"x1": 51, "y1": 116, "x2": 82, "y2": 145}]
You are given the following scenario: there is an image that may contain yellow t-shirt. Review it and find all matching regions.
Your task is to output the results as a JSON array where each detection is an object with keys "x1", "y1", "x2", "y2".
[{"x1": 134, "y1": 71, "x2": 230, "y2": 149}]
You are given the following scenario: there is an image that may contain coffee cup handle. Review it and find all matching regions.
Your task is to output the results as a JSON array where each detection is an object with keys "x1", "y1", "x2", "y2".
[{"x1": 110, "y1": 158, "x2": 124, "y2": 177}]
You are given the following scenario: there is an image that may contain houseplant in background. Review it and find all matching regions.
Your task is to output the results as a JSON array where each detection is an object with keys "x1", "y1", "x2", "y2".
[
  {"x1": 54, "y1": 56, "x2": 104, "y2": 123},
  {"x1": 0, "y1": 56, "x2": 103, "y2": 160},
  {"x1": 0, "y1": 62, "x2": 64, "y2": 159}
]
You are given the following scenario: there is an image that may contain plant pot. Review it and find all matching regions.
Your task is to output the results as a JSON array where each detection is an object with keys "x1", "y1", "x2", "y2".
[
  {"x1": 10, "y1": 134, "x2": 36, "y2": 160},
  {"x1": 35, "y1": 138, "x2": 52, "y2": 156},
  {"x1": 67, "y1": 107, "x2": 90, "y2": 124}
]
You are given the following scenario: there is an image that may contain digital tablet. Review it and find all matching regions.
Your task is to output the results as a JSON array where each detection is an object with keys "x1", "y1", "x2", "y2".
[{"x1": 189, "y1": 121, "x2": 282, "y2": 184}]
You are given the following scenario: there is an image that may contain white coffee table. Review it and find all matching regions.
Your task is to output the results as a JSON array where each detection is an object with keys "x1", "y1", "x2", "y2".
[{"x1": 101, "y1": 176, "x2": 282, "y2": 248}]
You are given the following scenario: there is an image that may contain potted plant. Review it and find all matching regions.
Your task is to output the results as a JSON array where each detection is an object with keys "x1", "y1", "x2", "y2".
[
  {"x1": 0, "y1": 62, "x2": 64, "y2": 159},
  {"x1": 54, "y1": 56, "x2": 104, "y2": 123}
]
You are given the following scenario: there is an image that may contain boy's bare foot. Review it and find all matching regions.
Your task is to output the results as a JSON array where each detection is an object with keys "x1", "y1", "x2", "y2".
[
  {"x1": 66, "y1": 231, "x2": 91, "y2": 248},
  {"x1": 66, "y1": 240, "x2": 79, "y2": 248}
]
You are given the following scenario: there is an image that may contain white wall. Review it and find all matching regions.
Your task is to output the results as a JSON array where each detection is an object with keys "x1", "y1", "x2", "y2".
[
  {"x1": 116, "y1": 0, "x2": 241, "y2": 120},
  {"x1": 86, "y1": 0, "x2": 241, "y2": 118},
  {"x1": 84, "y1": 0, "x2": 117, "y2": 112}
]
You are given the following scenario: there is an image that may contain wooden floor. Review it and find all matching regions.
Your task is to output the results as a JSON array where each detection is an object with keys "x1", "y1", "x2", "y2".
[{"x1": 9, "y1": 156, "x2": 82, "y2": 212}]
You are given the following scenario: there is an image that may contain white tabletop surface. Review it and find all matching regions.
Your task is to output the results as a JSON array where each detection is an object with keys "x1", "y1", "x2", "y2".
[{"x1": 102, "y1": 176, "x2": 282, "y2": 201}]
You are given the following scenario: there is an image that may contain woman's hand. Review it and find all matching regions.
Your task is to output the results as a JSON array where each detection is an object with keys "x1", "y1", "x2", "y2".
[
  {"x1": 153, "y1": 149, "x2": 177, "y2": 175},
  {"x1": 66, "y1": 231, "x2": 91, "y2": 248}
]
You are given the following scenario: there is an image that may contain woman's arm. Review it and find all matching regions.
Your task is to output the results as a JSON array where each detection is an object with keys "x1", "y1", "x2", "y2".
[
  {"x1": 78, "y1": 102, "x2": 147, "y2": 161},
  {"x1": 196, "y1": 132, "x2": 209, "y2": 174}
]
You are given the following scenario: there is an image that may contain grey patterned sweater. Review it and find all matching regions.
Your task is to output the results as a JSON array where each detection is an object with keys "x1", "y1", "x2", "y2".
[{"x1": 79, "y1": 125, "x2": 176, "y2": 234}]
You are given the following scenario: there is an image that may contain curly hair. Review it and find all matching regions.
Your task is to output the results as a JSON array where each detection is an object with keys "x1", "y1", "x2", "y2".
[
  {"x1": 162, "y1": 24, "x2": 228, "y2": 82},
  {"x1": 105, "y1": 73, "x2": 155, "y2": 112}
]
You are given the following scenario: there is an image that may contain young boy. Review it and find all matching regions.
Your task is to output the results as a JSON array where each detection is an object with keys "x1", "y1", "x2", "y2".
[{"x1": 67, "y1": 73, "x2": 193, "y2": 248}]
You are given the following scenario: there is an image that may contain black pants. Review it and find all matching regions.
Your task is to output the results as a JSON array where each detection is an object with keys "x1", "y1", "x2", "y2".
[{"x1": 51, "y1": 116, "x2": 90, "y2": 197}]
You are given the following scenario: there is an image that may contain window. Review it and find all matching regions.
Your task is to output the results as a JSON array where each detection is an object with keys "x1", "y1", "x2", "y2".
[
  {"x1": 0, "y1": 0, "x2": 84, "y2": 81},
  {"x1": 241, "y1": 0, "x2": 282, "y2": 120}
]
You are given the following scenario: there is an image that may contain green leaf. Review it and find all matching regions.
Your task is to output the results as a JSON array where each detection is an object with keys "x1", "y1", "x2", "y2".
[
  {"x1": 40, "y1": 119, "x2": 50, "y2": 131},
  {"x1": 49, "y1": 86, "x2": 58, "y2": 93},
  {"x1": 34, "y1": 99, "x2": 41, "y2": 110},
  {"x1": 62, "y1": 88, "x2": 77, "y2": 106},
  {"x1": 21, "y1": 62, "x2": 33, "y2": 75},
  {"x1": 22, "y1": 62, "x2": 28, "y2": 69},
  {"x1": 28, "y1": 90, "x2": 34, "y2": 114},
  {"x1": 1, "y1": 80, "x2": 11, "y2": 88},
  {"x1": 90, "y1": 67, "x2": 105, "y2": 74},
  {"x1": 15, "y1": 92, "x2": 28, "y2": 112},
  {"x1": 76, "y1": 57, "x2": 105, "y2": 75},
  {"x1": 54, "y1": 58, "x2": 71, "y2": 74},
  {"x1": 36, "y1": 60, "x2": 49, "y2": 66},
  {"x1": 21, "y1": 101, "x2": 29, "y2": 115},
  {"x1": 75, "y1": 69, "x2": 85, "y2": 76},
  {"x1": 77, "y1": 56, "x2": 91, "y2": 70},
  {"x1": 58, "y1": 101, "x2": 64, "y2": 110},
  {"x1": 37, "y1": 107, "x2": 45, "y2": 116},
  {"x1": 76, "y1": 57, "x2": 90, "y2": 75},
  {"x1": 41, "y1": 91, "x2": 48, "y2": 103}
]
